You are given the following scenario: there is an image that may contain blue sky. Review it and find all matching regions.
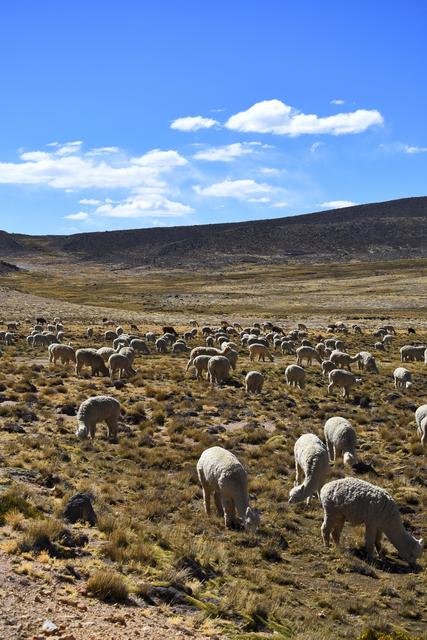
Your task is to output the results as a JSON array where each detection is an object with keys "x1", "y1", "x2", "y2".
[{"x1": 0, "y1": 1, "x2": 426, "y2": 235}]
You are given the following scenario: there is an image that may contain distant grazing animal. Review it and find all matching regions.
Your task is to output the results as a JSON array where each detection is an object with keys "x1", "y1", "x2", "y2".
[
  {"x1": 321, "y1": 360, "x2": 336, "y2": 377},
  {"x1": 356, "y1": 351, "x2": 379, "y2": 373},
  {"x1": 186, "y1": 345, "x2": 232, "y2": 369},
  {"x1": 245, "y1": 371, "x2": 264, "y2": 394},
  {"x1": 49, "y1": 344, "x2": 76, "y2": 365},
  {"x1": 408, "y1": 327, "x2": 416, "y2": 335},
  {"x1": 330, "y1": 350, "x2": 360, "y2": 372},
  {"x1": 196, "y1": 446, "x2": 260, "y2": 531},
  {"x1": 324, "y1": 417, "x2": 357, "y2": 466},
  {"x1": 172, "y1": 341, "x2": 189, "y2": 353},
  {"x1": 87, "y1": 327, "x2": 94, "y2": 339},
  {"x1": 320, "y1": 477, "x2": 423, "y2": 566},
  {"x1": 163, "y1": 326, "x2": 178, "y2": 336},
  {"x1": 400, "y1": 345, "x2": 425, "y2": 362},
  {"x1": 249, "y1": 343, "x2": 274, "y2": 362},
  {"x1": 393, "y1": 367, "x2": 413, "y2": 390},
  {"x1": 130, "y1": 339, "x2": 150, "y2": 355},
  {"x1": 207, "y1": 355, "x2": 231, "y2": 385},
  {"x1": 108, "y1": 353, "x2": 136, "y2": 380},
  {"x1": 288, "y1": 434, "x2": 330, "y2": 505},
  {"x1": 296, "y1": 346, "x2": 321, "y2": 367},
  {"x1": 76, "y1": 396, "x2": 120, "y2": 441},
  {"x1": 414, "y1": 405, "x2": 427, "y2": 447},
  {"x1": 97, "y1": 347, "x2": 116, "y2": 363},
  {"x1": 155, "y1": 338, "x2": 168, "y2": 353},
  {"x1": 190, "y1": 355, "x2": 211, "y2": 381},
  {"x1": 327, "y1": 369, "x2": 361, "y2": 399},
  {"x1": 285, "y1": 364, "x2": 305, "y2": 389},
  {"x1": 75, "y1": 349, "x2": 109, "y2": 377}
]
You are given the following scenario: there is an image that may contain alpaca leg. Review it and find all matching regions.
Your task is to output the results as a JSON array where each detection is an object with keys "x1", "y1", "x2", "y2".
[
  {"x1": 327, "y1": 382, "x2": 333, "y2": 395},
  {"x1": 295, "y1": 461, "x2": 301, "y2": 486},
  {"x1": 321, "y1": 515, "x2": 333, "y2": 547},
  {"x1": 214, "y1": 491, "x2": 224, "y2": 517},
  {"x1": 106, "y1": 417, "x2": 118, "y2": 441},
  {"x1": 331, "y1": 516, "x2": 345, "y2": 545},
  {"x1": 223, "y1": 498, "x2": 235, "y2": 529},
  {"x1": 375, "y1": 530, "x2": 383, "y2": 555},
  {"x1": 364, "y1": 524, "x2": 377, "y2": 559},
  {"x1": 202, "y1": 488, "x2": 212, "y2": 515},
  {"x1": 327, "y1": 440, "x2": 334, "y2": 461}
]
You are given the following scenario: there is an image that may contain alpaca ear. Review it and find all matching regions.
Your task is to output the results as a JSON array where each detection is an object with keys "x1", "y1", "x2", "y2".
[{"x1": 418, "y1": 537, "x2": 424, "y2": 547}]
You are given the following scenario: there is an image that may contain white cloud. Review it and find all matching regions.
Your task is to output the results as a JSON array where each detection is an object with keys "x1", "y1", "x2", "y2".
[
  {"x1": 170, "y1": 115, "x2": 218, "y2": 131},
  {"x1": 225, "y1": 99, "x2": 383, "y2": 136},
  {"x1": 331, "y1": 99, "x2": 345, "y2": 105},
  {"x1": 194, "y1": 178, "x2": 273, "y2": 200},
  {"x1": 319, "y1": 200, "x2": 358, "y2": 209},
  {"x1": 404, "y1": 145, "x2": 427, "y2": 154},
  {"x1": 94, "y1": 194, "x2": 193, "y2": 218},
  {"x1": 0, "y1": 145, "x2": 188, "y2": 189},
  {"x1": 79, "y1": 198, "x2": 101, "y2": 205},
  {"x1": 193, "y1": 142, "x2": 255, "y2": 162},
  {"x1": 86, "y1": 147, "x2": 120, "y2": 156},
  {"x1": 310, "y1": 142, "x2": 323, "y2": 153},
  {"x1": 259, "y1": 167, "x2": 281, "y2": 176},
  {"x1": 56, "y1": 141, "x2": 83, "y2": 156},
  {"x1": 270, "y1": 201, "x2": 289, "y2": 208},
  {"x1": 248, "y1": 196, "x2": 270, "y2": 203},
  {"x1": 131, "y1": 149, "x2": 187, "y2": 167},
  {"x1": 64, "y1": 212, "x2": 89, "y2": 220}
]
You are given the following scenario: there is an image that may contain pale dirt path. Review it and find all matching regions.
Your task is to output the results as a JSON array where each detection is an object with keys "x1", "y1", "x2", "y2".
[{"x1": 0, "y1": 551, "x2": 220, "y2": 640}]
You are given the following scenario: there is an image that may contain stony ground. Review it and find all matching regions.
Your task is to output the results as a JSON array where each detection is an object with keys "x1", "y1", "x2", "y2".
[{"x1": 0, "y1": 263, "x2": 426, "y2": 640}]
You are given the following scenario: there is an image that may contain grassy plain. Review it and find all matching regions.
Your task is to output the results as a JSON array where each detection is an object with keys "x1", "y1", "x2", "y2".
[{"x1": 0, "y1": 258, "x2": 425, "y2": 639}]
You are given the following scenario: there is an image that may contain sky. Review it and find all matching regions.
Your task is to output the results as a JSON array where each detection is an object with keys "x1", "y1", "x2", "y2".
[{"x1": 0, "y1": 1, "x2": 426, "y2": 235}]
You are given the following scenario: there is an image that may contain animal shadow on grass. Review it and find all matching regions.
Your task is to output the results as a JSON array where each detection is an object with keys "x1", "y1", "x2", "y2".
[{"x1": 349, "y1": 546, "x2": 420, "y2": 574}]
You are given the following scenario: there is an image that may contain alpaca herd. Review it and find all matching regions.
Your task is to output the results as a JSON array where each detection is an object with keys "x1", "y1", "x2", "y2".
[{"x1": 0, "y1": 315, "x2": 425, "y2": 568}]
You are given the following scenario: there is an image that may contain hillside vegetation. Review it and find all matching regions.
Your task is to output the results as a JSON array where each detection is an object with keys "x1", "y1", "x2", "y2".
[{"x1": 1, "y1": 196, "x2": 427, "y2": 268}]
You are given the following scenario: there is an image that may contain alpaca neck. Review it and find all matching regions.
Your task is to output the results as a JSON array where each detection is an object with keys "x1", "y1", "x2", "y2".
[
  {"x1": 382, "y1": 512, "x2": 414, "y2": 553},
  {"x1": 234, "y1": 490, "x2": 250, "y2": 520},
  {"x1": 298, "y1": 474, "x2": 319, "y2": 499}
]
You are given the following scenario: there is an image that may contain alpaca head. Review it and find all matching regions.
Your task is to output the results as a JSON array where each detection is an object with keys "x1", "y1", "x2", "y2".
[
  {"x1": 245, "y1": 507, "x2": 261, "y2": 533},
  {"x1": 343, "y1": 451, "x2": 356, "y2": 467},
  {"x1": 400, "y1": 536, "x2": 424, "y2": 567},
  {"x1": 288, "y1": 484, "x2": 306, "y2": 504}
]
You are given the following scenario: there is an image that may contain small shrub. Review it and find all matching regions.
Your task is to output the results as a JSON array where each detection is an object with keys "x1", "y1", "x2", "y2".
[
  {"x1": 87, "y1": 568, "x2": 129, "y2": 603},
  {"x1": 0, "y1": 487, "x2": 39, "y2": 524}
]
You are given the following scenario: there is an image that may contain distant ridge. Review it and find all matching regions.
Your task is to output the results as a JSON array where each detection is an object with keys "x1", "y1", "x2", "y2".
[{"x1": 2, "y1": 196, "x2": 427, "y2": 268}]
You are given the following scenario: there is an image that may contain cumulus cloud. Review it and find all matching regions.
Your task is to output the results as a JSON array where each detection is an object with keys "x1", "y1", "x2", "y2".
[
  {"x1": 404, "y1": 145, "x2": 427, "y2": 154},
  {"x1": 194, "y1": 178, "x2": 273, "y2": 200},
  {"x1": 225, "y1": 99, "x2": 383, "y2": 136},
  {"x1": 259, "y1": 167, "x2": 281, "y2": 176},
  {"x1": 248, "y1": 196, "x2": 270, "y2": 203},
  {"x1": 131, "y1": 149, "x2": 188, "y2": 167},
  {"x1": 319, "y1": 200, "x2": 358, "y2": 209},
  {"x1": 193, "y1": 142, "x2": 255, "y2": 162},
  {"x1": 0, "y1": 145, "x2": 188, "y2": 190},
  {"x1": 170, "y1": 115, "x2": 218, "y2": 131},
  {"x1": 270, "y1": 201, "x2": 289, "y2": 208},
  {"x1": 64, "y1": 212, "x2": 88, "y2": 220},
  {"x1": 93, "y1": 194, "x2": 193, "y2": 218},
  {"x1": 85, "y1": 146, "x2": 120, "y2": 156},
  {"x1": 79, "y1": 198, "x2": 101, "y2": 205},
  {"x1": 56, "y1": 141, "x2": 83, "y2": 156}
]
